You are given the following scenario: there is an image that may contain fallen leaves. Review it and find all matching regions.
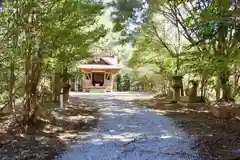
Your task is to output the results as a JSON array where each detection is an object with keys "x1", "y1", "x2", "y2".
[
  {"x1": 0, "y1": 97, "x2": 99, "y2": 160},
  {"x1": 135, "y1": 96, "x2": 240, "y2": 160}
]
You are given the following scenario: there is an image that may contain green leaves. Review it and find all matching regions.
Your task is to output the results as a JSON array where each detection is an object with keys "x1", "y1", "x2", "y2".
[
  {"x1": 108, "y1": 0, "x2": 148, "y2": 42},
  {"x1": 0, "y1": 0, "x2": 108, "y2": 100}
]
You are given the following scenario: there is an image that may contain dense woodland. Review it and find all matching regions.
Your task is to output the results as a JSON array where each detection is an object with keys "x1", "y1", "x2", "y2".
[
  {"x1": 115, "y1": 0, "x2": 240, "y2": 103},
  {"x1": 0, "y1": 0, "x2": 239, "y2": 128},
  {"x1": 0, "y1": 1, "x2": 239, "y2": 160},
  {"x1": 0, "y1": 0, "x2": 107, "y2": 128}
]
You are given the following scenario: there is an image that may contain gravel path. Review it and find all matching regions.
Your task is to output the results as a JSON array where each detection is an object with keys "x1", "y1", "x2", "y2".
[{"x1": 57, "y1": 92, "x2": 198, "y2": 160}]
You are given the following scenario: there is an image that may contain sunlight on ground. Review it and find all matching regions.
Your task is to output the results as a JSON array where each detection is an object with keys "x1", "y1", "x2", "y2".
[
  {"x1": 58, "y1": 92, "x2": 198, "y2": 160},
  {"x1": 70, "y1": 92, "x2": 156, "y2": 101},
  {"x1": 68, "y1": 115, "x2": 95, "y2": 121},
  {"x1": 58, "y1": 133, "x2": 78, "y2": 142}
]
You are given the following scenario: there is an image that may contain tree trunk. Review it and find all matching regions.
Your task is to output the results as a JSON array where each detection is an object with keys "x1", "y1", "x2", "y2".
[
  {"x1": 53, "y1": 72, "x2": 61, "y2": 102},
  {"x1": 22, "y1": 49, "x2": 31, "y2": 126},
  {"x1": 62, "y1": 67, "x2": 69, "y2": 101},
  {"x1": 233, "y1": 64, "x2": 240, "y2": 97},
  {"x1": 22, "y1": 39, "x2": 43, "y2": 126},
  {"x1": 180, "y1": 81, "x2": 184, "y2": 96},
  {"x1": 215, "y1": 87, "x2": 221, "y2": 101},
  {"x1": 215, "y1": 2, "x2": 233, "y2": 102},
  {"x1": 215, "y1": 77, "x2": 221, "y2": 101},
  {"x1": 219, "y1": 71, "x2": 233, "y2": 102},
  {"x1": 22, "y1": 63, "x2": 42, "y2": 125},
  {"x1": 200, "y1": 76, "x2": 207, "y2": 100},
  {"x1": 8, "y1": 62, "x2": 15, "y2": 112},
  {"x1": 9, "y1": 25, "x2": 18, "y2": 113}
]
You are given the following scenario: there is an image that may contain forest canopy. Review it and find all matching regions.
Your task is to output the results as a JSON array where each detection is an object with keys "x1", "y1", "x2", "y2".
[
  {"x1": 110, "y1": 0, "x2": 240, "y2": 101},
  {"x1": 0, "y1": 0, "x2": 107, "y2": 126},
  {"x1": 0, "y1": 0, "x2": 239, "y2": 129}
]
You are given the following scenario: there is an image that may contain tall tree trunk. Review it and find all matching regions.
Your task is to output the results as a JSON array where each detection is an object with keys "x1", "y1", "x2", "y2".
[
  {"x1": 219, "y1": 71, "x2": 233, "y2": 102},
  {"x1": 9, "y1": 24, "x2": 18, "y2": 113},
  {"x1": 22, "y1": 56, "x2": 42, "y2": 126},
  {"x1": 53, "y1": 72, "x2": 61, "y2": 102},
  {"x1": 22, "y1": 51, "x2": 32, "y2": 126},
  {"x1": 62, "y1": 67, "x2": 69, "y2": 102},
  {"x1": 215, "y1": 77, "x2": 221, "y2": 101},
  {"x1": 180, "y1": 80, "x2": 184, "y2": 96},
  {"x1": 22, "y1": 33, "x2": 43, "y2": 126},
  {"x1": 8, "y1": 62, "x2": 15, "y2": 112},
  {"x1": 216, "y1": 1, "x2": 233, "y2": 102},
  {"x1": 200, "y1": 76, "x2": 207, "y2": 100},
  {"x1": 233, "y1": 64, "x2": 240, "y2": 97}
]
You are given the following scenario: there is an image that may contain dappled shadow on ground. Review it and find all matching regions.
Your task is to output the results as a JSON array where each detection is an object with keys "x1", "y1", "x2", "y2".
[
  {"x1": 0, "y1": 96, "x2": 99, "y2": 160},
  {"x1": 59, "y1": 93, "x2": 199, "y2": 160},
  {"x1": 59, "y1": 134, "x2": 198, "y2": 160},
  {"x1": 137, "y1": 96, "x2": 240, "y2": 160},
  {"x1": 166, "y1": 110, "x2": 240, "y2": 160},
  {"x1": 0, "y1": 130, "x2": 64, "y2": 160}
]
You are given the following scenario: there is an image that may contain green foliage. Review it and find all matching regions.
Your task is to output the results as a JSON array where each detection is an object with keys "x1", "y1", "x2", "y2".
[
  {"x1": 113, "y1": 0, "x2": 240, "y2": 100},
  {"x1": 108, "y1": 0, "x2": 148, "y2": 43},
  {"x1": 117, "y1": 73, "x2": 130, "y2": 91},
  {"x1": 0, "y1": 0, "x2": 107, "y2": 106}
]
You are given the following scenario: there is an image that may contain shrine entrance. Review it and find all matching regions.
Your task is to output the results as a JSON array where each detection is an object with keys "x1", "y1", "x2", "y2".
[
  {"x1": 78, "y1": 54, "x2": 122, "y2": 92},
  {"x1": 92, "y1": 72, "x2": 104, "y2": 86}
]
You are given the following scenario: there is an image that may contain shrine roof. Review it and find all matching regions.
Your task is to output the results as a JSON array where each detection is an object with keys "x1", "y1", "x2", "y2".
[{"x1": 78, "y1": 64, "x2": 122, "y2": 70}]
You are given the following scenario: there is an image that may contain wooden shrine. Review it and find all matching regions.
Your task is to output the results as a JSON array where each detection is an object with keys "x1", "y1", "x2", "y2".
[{"x1": 78, "y1": 54, "x2": 121, "y2": 92}]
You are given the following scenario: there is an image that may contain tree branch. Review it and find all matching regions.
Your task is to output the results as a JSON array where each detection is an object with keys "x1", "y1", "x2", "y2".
[{"x1": 149, "y1": 21, "x2": 176, "y2": 57}]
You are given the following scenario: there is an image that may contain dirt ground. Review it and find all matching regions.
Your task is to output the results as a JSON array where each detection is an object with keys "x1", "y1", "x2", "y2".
[
  {"x1": 136, "y1": 95, "x2": 240, "y2": 160},
  {"x1": 0, "y1": 96, "x2": 99, "y2": 160}
]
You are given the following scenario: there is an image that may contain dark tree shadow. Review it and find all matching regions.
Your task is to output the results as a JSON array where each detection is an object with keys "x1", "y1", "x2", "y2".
[
  {"x1": 0, "y1": 95, "x2": 99, "y2": 160},
  {"x1": 136, "y1": 96, "x2": 240, "y2": 160}
]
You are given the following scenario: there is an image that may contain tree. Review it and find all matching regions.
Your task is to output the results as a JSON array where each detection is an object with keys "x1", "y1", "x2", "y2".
[
  {"x1": 155, "y1": 0, "x2": 240, "y2": 101},
  {"x1": 0, "y1": 0, "x2": 107, "y2": 127},
  {"x1": 108, "y1": 0, "x2": 148, "y2": 43},
  {"x1": 111, "y1": 0, "x2": 240, "y2": 102}
]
